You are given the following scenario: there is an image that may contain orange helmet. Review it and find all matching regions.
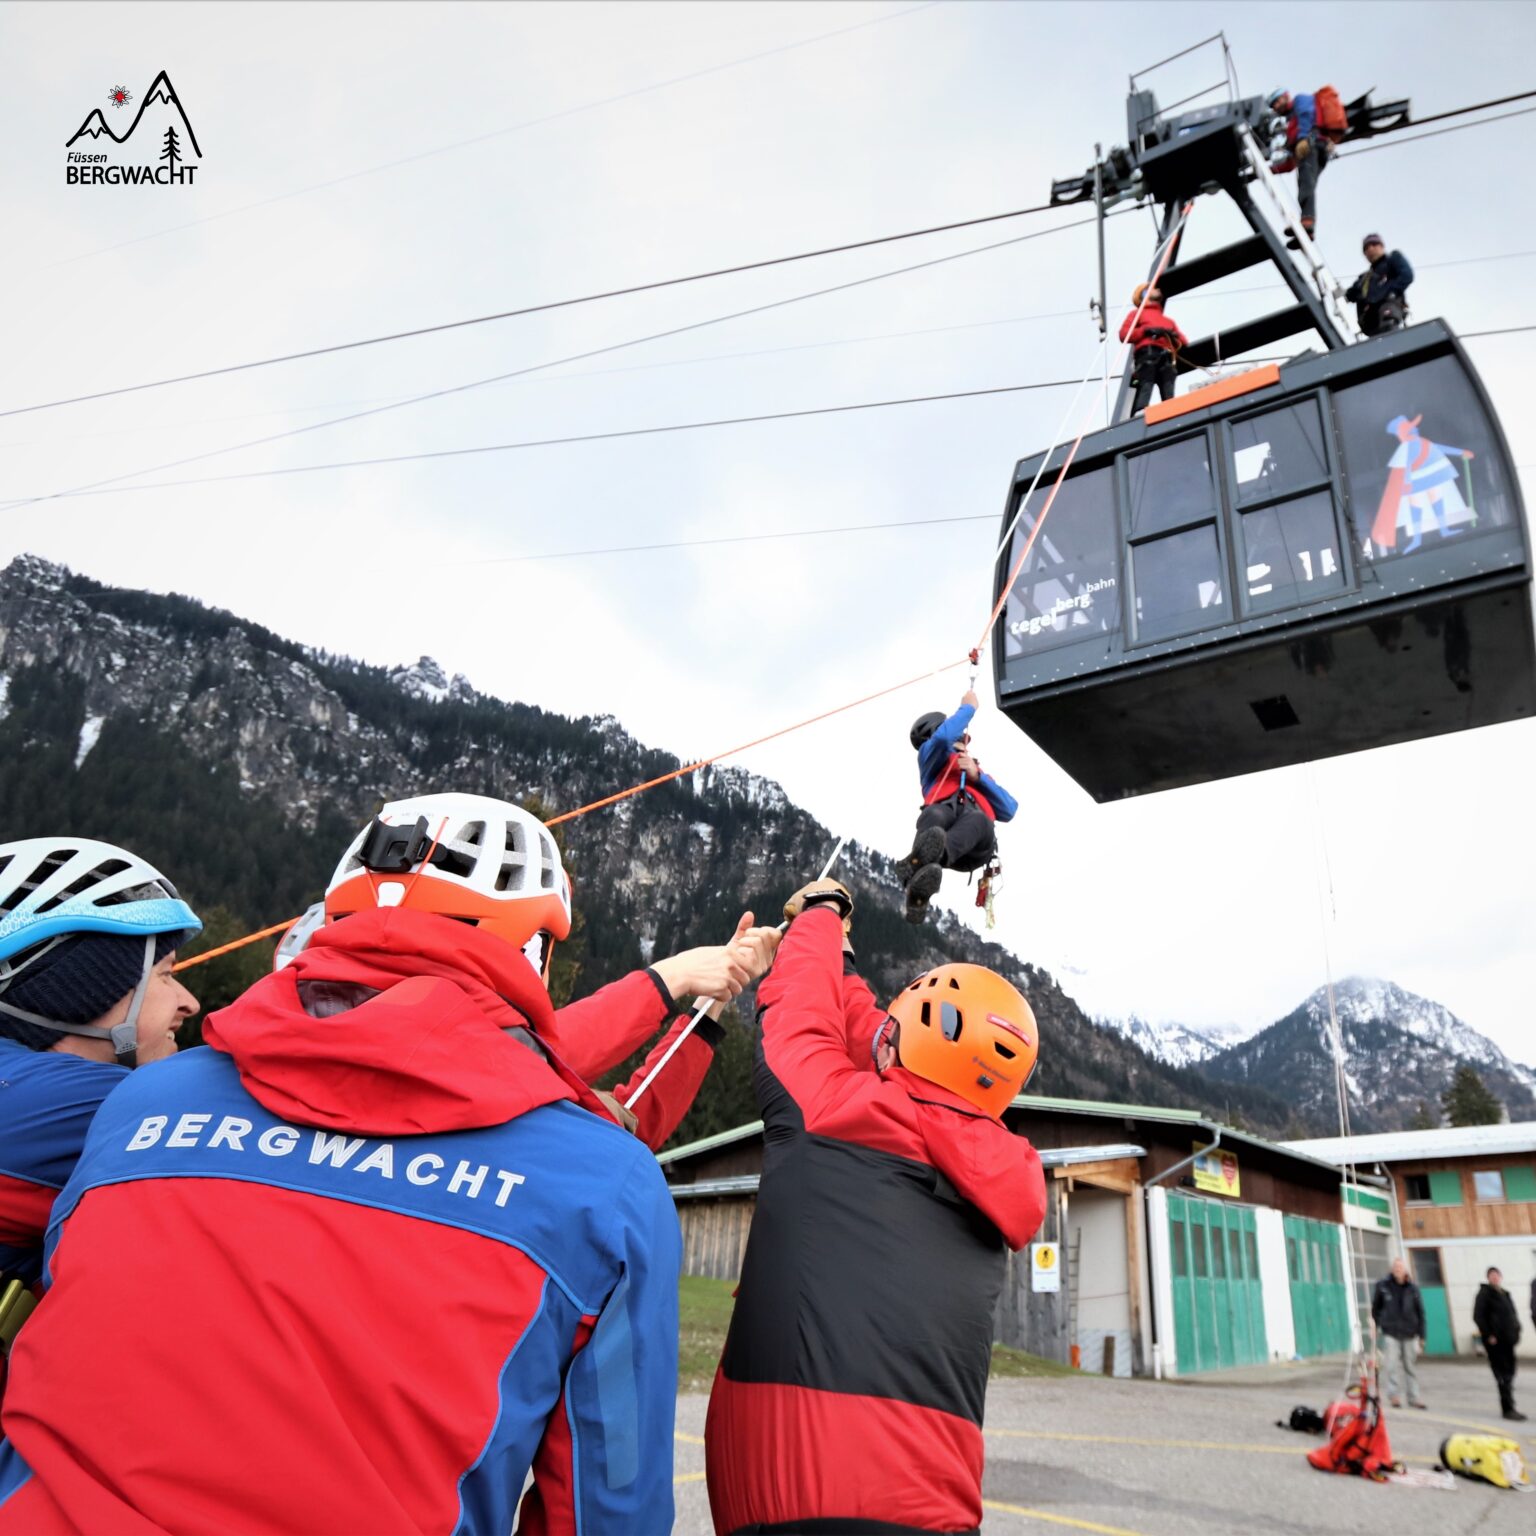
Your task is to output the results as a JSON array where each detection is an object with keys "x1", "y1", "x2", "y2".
[
  {"x1": 886, "y1": 963, "x2": 1038, "y2": 1119},
  {"x1": 325, "y1": 793, "x2": 572, "y2": 980}
]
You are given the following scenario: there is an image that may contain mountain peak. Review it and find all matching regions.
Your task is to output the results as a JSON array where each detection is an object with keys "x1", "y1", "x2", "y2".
[{"x1": 387, "y1": 656, "x2": 452, "y2": 703}]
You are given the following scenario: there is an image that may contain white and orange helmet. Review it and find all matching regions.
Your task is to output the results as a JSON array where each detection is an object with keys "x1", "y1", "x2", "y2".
[{"x1": 322, "y1": 792, "x2": 573, "y2": 979}]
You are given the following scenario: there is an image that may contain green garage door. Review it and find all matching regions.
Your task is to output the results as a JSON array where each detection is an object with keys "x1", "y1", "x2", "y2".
[
  {"x1": 1168, "y1": 1194, "x2": 1268, "y2": 1372},
  {"x1": 1284, "y1": 1214, "x2": 1351, "y2": 1357}
]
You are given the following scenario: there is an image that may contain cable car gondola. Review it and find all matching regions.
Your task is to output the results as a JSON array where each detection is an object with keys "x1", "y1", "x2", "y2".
[{"x1": 992, "y1": 68, "x2": 1534, "y2": 801}]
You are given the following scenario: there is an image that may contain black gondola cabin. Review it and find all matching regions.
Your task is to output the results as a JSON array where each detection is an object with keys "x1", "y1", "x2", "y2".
[{"x1": 992, "y1": 321, "x2": 1535, "y2": 800}]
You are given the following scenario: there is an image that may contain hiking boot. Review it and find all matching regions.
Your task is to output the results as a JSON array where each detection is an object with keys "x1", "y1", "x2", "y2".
[
  {"x1": 1389, "y1": 1398, "x2": 1402, "y2": 1409},
  {"x1": 1503, "y1": 1409, "x2": 1528, "y2": 1422},
  {"x1": 904, "y1": 862, "x2": 943, "y2": 924},
  {"x1": 898, "y1": 828, "x2": 946, "y2": 887},
  {"x1": 1410, "y1": 1401, "x2": 1427, "y2": 1410}
]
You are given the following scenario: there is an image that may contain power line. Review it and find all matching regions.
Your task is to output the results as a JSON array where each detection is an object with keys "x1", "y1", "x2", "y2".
[
  {"x1": 44, "y1": 1, "x2": 941, "y2": 274},
  {"x1": 10, "y1": 214, "x2": 1106, "y2": 509},
  {"x1": 1, "y1": 378, "x2": 1081, "y2": 504}
]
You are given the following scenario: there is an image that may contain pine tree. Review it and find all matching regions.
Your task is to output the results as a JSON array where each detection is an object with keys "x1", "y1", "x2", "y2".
[
  {"x1": 1408, "y1": 1100, "x2": 1437, "y2": 1131},
  {"x1": 161, "y1": 127, "x2": 181, "y2": 171},
  {"x1": 1441, "y1": 1064, "x2": 1504, "y2": 1127}
]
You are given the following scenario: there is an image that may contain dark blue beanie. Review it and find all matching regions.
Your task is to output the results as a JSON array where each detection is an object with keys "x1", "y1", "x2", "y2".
[{"x1": 0, "y1": 930, "x2": 185, "y2": 1050}]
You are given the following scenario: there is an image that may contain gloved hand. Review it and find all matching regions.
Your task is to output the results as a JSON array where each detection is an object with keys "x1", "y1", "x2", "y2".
[
  {"x1": 783, "y1": 878, "x2": 854, "y2": 930},
  {"x1": 1295, "y1": 137, "x2": 1312, "y2": 160}
]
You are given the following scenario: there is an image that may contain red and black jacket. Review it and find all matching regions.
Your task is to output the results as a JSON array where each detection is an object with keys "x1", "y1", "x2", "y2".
[
  {"x1": 705, "y1": 908, "x2": 1046, "y2": 1535},
  {"x1": 1118, "y1": 299, "x2": 1187, "y2": 356}
]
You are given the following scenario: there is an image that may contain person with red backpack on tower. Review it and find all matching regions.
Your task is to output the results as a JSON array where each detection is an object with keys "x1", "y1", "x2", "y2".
[
  {"x1": 705, "y1": 877, "x2": 1046, "y2": 1534},
  {"x1": 1120, "y1": 282, "x2": 1188, "y2": 413},
  {"x1": 898, "y1": 691, "x2": 1018, "y2": 925},
  {"x1": 0, "y1": 791, "x2": 748, "y2": 1535},
  {"x1": 1267, "y1": 86, "x2": 1349, "y2": 245}
]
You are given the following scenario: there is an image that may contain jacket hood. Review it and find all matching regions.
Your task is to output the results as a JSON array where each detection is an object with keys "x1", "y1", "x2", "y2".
[
  {"x1": 891, "y1": 1067, "x2": 1045, "y2": 1250},
  {"x1": 203, "y1": 907, "x2": 602, "y2": 1136}
]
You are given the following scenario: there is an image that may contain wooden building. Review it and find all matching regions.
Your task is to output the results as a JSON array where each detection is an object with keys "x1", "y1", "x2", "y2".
[
  {"x1": 1288, "y1": 1123, "x2": 1536, "y2": 1358},
  {"x1": 660, "y1": 1094, "x2": 1353, "y2": 1378}
]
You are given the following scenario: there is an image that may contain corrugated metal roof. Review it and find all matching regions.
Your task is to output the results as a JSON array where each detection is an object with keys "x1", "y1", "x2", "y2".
[
  {"x1": 1285, "y1": 1122, "x2": 1536, "y2": 1165},
  {"x1": 657, "y1": 1120, "x2": 764, "y2": 1166}
]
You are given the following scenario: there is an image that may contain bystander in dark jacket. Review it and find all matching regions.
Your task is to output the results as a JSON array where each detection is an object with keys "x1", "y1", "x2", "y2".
[{"x1": 1345, "y1": 235, "x2": 1413, "y2": 337}]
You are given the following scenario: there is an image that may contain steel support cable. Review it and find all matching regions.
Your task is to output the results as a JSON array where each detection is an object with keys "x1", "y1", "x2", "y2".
[
  {"x1": 6, "y1": 201, "x2": 1074, "y2": 422},
  {"x1": 9, "y1": 213, "x2": 1108, "y2": 512},
  {"x1": 0, "y1": 378, "x2": 1080, "y2": 505},
  {"x1": 173, "y1": 652, "x2": 969, "y2": 973},
  {"x1": 1337, "y1": 102, "x2": 1536, "y2": 157}
]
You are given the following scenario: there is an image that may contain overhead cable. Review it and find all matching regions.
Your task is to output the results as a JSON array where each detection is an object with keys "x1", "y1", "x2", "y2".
[{"x1": 11, "y1": 214, "x2": 1106, "y2": 509}]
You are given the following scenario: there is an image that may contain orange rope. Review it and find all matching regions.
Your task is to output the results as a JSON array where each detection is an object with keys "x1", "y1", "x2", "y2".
[
  {"x1": 170, "y1": 654, "x2": 969, "y2": 969},
  {"x1": 545, "y1": 655, "x2": 967, "y2": 826},
  {"x1": 173, "y1": 919, "x2": 297, "y2": 973}
]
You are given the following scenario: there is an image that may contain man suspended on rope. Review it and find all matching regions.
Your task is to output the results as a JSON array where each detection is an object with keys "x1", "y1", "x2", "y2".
[
  {"x1": 1474, "y1": 1266, "x2": 1527, "y2": 1422},
  {"x1": 1120, "y1": 283, "x2": 1188, "y2": 414},
  {"x1": 1345, "y1": 233, "x2": 1413, "y2": 337},
  {"x1": 899, "y1": 690, "x2": 1018, "y2": 925},
  {"x1": 283, "y1": 792, "x2": 779, "y2": 1150},
  {"x1": 1266, "y1": 86, "x2": 1349, "y2": 246},
  {"x1": 705, "y1": 878, "x2": 1046, "y2": 1536},
  {"x1": 0, "y1": 793, "x2": 739, "y2": 1535},
  {"x1": 0, "y1": 840, "x2": 201, "y2": 1403}
]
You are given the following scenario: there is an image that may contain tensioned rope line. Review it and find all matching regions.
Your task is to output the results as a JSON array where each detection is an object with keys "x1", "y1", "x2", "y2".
[
  {"x1": 1337, "y1": 101, "x2": 1536, "y2": 158},
  {"x1": 46, "y1": 1, "x2": 940, "y2": 275},
  {"x1": 9, "y1": 212, "x2": 1110, "y2": 512},
  {"x1": 7, "y1": 203, "x2": 1073, "y2": 420},
  {"x1": 173, "y1": 653, "x2": 970, "y2": 973},
  {"x1": 0, "y1": 378, "x2": 1081, "y2": 504}
]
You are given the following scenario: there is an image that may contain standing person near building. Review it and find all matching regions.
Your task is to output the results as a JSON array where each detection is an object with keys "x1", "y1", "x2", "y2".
[
  {"x1": 1120, "y1": 283, "x2": 1187, "y2": 413},
  {"x1": 0, "y1": 799, "x2": 686, "y2": 1534},
  {"x1": 899, "y1": 691, "x2": 1018, "y2": 925},
  {"x1": 1371, "y1": 1256, "x2": 1427, "y2": 1409},
  {"x1": 1473, "y1": 1266, "x2": 1527, "y2": 1423},
  {"x1": 705, "y1": 878, "x2": 1047, "y2": 1535},
  {"x1": 0, "y1": 840, "x2": 201, "y2": 1397},
  {"x1": 1345, "y1": 235, "x2": 1414, "y2": 337}
]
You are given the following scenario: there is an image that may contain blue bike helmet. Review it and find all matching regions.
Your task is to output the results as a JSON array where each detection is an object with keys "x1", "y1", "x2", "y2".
[{"x1": 0, "y1": 838, "x2": 201, "y2": 1065}]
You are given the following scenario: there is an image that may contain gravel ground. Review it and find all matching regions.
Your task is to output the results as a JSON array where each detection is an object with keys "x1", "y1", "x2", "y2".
[{"x1": 671, "y1": 1357, "x2": 1536, "y2": 1534}]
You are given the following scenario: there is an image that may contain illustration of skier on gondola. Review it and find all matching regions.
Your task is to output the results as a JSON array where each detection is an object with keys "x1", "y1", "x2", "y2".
[{"x1": 1370, "y1": 412, "x2": 1476, "y2": 556}]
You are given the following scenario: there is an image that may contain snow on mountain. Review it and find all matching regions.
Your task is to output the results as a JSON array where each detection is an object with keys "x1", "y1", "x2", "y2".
[{"x1": 1101, "y1": 1015, "x2": 1259, "y2": 1069}]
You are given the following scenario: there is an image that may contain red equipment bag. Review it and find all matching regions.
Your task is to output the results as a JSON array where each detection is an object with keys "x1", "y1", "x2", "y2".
[
  {"x1": 1307, "y1": 1374, "x2": 1399, "y2": 1481},
  {"x1": 1313, "y1": 85, "x2": 1348, "y2": 142}
]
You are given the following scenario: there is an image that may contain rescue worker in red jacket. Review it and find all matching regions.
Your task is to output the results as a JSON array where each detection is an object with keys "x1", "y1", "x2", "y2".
[
  {"x1": 706, "y1": 878, "x2": 1048, "y2": 1536},
  {"x1": 303, "y1": 792, "x2": 776, "y2": 1149},
  {"x1": 1120, "y1": 283, "x2": 1188, "y2": 413},
  {"x1": 0, "y1": 792, "x2": 774, "y2": 1536}
]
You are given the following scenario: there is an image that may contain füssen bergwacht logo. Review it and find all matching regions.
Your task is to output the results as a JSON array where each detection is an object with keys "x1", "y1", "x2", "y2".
[{"x1": 65, "y1": 71, "x2": 202, "y2": 185}]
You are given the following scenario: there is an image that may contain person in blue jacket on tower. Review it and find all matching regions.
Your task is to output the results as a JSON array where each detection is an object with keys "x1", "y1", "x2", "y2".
[{"x1": 897, "y1": 690, "x2": 1018, "y2": 924}]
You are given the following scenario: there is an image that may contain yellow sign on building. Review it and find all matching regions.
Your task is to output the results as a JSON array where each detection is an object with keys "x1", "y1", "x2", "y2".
[{"x1": 1192, "y1": 1142, "x2": 1241, "y2": 1198}]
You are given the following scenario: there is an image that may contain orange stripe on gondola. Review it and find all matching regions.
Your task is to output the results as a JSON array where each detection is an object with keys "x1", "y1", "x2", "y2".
[{"x1": 1145, "y1": 362, "x2": 1281, "y2": 424}]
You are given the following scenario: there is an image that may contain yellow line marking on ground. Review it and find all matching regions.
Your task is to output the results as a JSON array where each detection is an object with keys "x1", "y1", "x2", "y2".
[
  {"x1": 985, "y1": 1427, "x2": 1437, "y2": 1463},
  {"x1": 674, "y1": 1430, "x2": 705, "y2": 1445},
  {"x1": 1407, "y1": 1408, "x2": 1536, "y2": 1441},
  {"x1": 675, "y1": 1471, "x2": 706, "y2": 1485},
  {"x1": 982, "y1": 1500, "x2": 1148, "y2": 1535}
]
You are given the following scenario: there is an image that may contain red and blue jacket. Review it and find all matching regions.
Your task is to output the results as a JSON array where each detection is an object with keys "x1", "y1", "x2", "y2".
[
  {"x1": 705, "y1": 907, "x2": 1046, "y2": 1535},
  {"x1": 0, "y1": 908, "x2": 680, "y2": 1536},
  {"x1": 917, "y1": 702, "x2": 1019, "y2": 822}
]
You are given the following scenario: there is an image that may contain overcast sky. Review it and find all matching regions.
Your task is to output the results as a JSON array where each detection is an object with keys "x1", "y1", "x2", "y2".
[{"x1": 4, "y1": 1, "x2": 1534, "y2": 1067}]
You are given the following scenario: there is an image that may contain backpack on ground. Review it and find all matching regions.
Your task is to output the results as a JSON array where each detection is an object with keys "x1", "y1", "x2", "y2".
[
  {"x1": 1307, "y1": 1375, "x2": 1398, "y2": 1481},
  {"x1": 1313, "y1": 85, "x2": 1348, "y2": 142},
  {"x1": 1279, "y1": 1405, "x2": 1327, "y2": 1434},
  {"x1": 1442, "y1": 1434, "x2": 1533, "y2": 1491}
]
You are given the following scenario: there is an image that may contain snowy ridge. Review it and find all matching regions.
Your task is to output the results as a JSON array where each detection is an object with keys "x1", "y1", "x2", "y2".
[{"x1": 1101, "y1": 1014, "x2": 1258, "y2": 1069}]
